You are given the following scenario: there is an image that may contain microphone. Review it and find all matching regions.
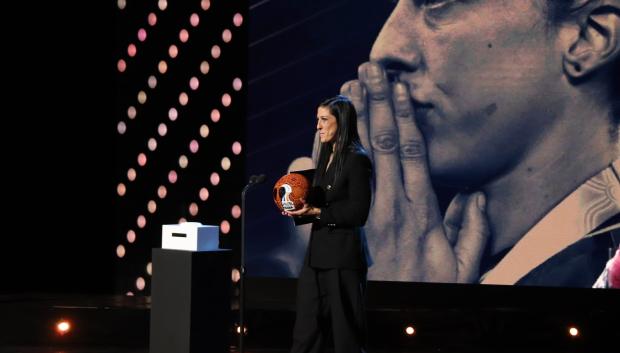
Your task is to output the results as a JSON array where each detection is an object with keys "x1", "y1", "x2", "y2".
[{"x1": 244, "y1": 174, "x2": 266, "y2": 192}]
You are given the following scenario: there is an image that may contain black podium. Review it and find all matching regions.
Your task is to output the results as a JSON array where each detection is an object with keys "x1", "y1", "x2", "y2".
[{"x1": 150, "y1": 249, "x2": 232, "y2": 353}]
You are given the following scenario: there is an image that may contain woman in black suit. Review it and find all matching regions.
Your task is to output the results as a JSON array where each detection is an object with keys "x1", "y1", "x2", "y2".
[{"x1": 285, "y1": 95, "x2": 372, "y2": 353}]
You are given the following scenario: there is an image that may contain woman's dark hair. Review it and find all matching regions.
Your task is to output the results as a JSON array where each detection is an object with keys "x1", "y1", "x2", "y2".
[{"x1": 313, "y1": 95, "x2": 365, "y2": 185}]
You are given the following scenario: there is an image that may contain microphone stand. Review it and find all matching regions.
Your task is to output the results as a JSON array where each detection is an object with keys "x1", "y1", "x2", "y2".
[{"x1": 239, "y1": 174, "x2": 265, "y2": 353}]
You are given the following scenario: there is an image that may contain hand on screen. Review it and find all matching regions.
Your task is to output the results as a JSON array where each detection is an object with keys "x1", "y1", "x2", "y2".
[{"x1": 340, "y1": 61, "x2": 490, "y2": 283}]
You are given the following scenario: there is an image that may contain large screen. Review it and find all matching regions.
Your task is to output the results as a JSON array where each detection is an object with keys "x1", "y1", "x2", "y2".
[{"x1": 246, "y1": 0, "x2": 620, "y2": 288}]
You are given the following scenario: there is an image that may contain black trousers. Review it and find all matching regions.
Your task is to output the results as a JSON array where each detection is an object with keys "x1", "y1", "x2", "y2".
[{"x1": 290, "y1": 265, "x2": 367, "y2": 353}]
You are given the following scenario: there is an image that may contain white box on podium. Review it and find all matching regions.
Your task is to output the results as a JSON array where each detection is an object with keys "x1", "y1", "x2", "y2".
[{"x1": 161, "y1": 222, "x2": 219, "y2": 251}]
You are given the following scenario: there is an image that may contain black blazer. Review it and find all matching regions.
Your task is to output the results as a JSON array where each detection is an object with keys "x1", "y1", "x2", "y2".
[{"x1": 304, "y1": 149, "x2": 372, "y2": 269}]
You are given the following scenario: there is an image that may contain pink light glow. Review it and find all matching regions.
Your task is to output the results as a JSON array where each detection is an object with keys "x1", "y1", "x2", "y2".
[
  {"x1": 148, "y1": 75, "x2": 157, "y2": 89},
  {"x1": 127, "y1": 106, "x2": 136, "y2": 119},
  {"x1": 147, "y1": 200, "x2": 157, "y2": 213},
  {"x1": 179, "y1": 29, "x2": 189, "y2": 43},
  {"x1": 220, "y1": 220, "x2": 230, "y2": 234},
  {"x1": 222, "y1": 93, "x2": 231, "y2": 107},
  {"x1": 137, "y1": 215, "x2": 146, "y2": 228},
  {"x1": 179, "y1": 92, "x2": 189, "y2": 106},
  {"x1": 233, "y1": 78, "x2": 243, "y2": 91},
  {"x1": 138, "y1": 28, "x2": 147, "y2": 42},
  {"x1": 201, "y1": 0, "x2": 210, "y2": 11},
  {"x1": 117, "y1": 59, "x2": 126, "y2": 72},
  {"x1": 210, "y1": 172, "x2": 220, "y2": 186},
  {"x1": 148, "y1": 138, "x2": 157, "y2": 151},
  {"x1": 190, "y1": 13, "x2": 200, "y2": 27},
  {"x1": 211, "y1": 45, "x2": 221, "y2": 59},
  {"x1": 200, "y1": 124, "x2": 210, "y2": 138},
  {"x1": 117, "y1": 183, "x2": 126, "y2": 196},
  {"x1": 158, "y1": 60, "x2": 168, "y2": 74},
  {"x1": 127, "y1": 43, "x2": 137, "y2": 57},
  {"x1": 117, "y1": 121, "x2": 127, "y2": 135},
  {"x1": 211, "y1": 109, "x2": 220, "y2": 123},
  {"x1": 116, "y1": 245, "x2": 126, "y2": 258},
  {"x1": 168, "y1": 44, "x2": 178, "y2": 58},
  {"x1": 232, "y1": 205, "x2": 241, "y2": 219},
  {"x1": 222, "y1": 29, "x2": 232, "y2": 43},
  {"x1": 189, "y1": 203, "x2": 198, "y2": 216},
  {"x1": 168, "y1": 108, "x2": 178, "y2": 121},
  {"x1": 127, "y1": 230, "x2": 136, "y2": 243},
  {"x1": 136, "y1": 277, "x2": 145, "y2": 290},
  {"x1": 148, "y1": 13, "x2": 157, "y2": 26},
  {"x1": 189, "y1": 140, "x2": 199, "y2": 153},
  {"x1": 127, "y1": 168, "x2": 136, "y2": 181},
  {"x1": 199, "y1": 187, "x2": 209, "y2": 201},
  {"x1": 157, "y1": 185, "x2": 167, "y2": 199},
  {"x1": 232, "y1": 141, "x2": 242, "y2": 155},
  {"x1": 168, "y1": 170, "x2": 178, "y2": 184},
  {"x1": 158, "y1": 123, "x2": 168, "y2": 136},
  {"x1": 233, "y1": 13, "x2": 244, "y2": 27},
  {"x1": 137, "y1": 153, "x2": 147, "y2": 166},
  {"x1": 189, "y1": 77, "x2": 199, "y2": 90},
  {"x1": 200, "y1": 61, "x2": 210, "y2": 74}
]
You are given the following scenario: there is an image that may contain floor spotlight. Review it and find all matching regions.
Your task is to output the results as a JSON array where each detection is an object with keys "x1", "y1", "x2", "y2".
[
  {"x1": 568, "y1": 326, "x2": 579, "y2": 337},
  {"x1": 405, "y1": 325, "x2": 415, "y2": 336},
  {"x1": 55, "y1": 320, "x2": 71, "y2": 336}
]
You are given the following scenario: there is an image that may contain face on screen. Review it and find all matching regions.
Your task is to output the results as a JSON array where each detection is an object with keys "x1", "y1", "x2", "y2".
[{"x1": 370, "y1": 0, "x2": 566, "y2": 186}]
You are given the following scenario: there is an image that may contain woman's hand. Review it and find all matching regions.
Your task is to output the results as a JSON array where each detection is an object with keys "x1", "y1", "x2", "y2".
[{"x1": 282, "y1": 199, "x2": 320, "y2": 218}]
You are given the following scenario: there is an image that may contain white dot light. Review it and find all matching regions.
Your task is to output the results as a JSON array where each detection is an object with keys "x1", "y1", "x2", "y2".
[
  {"x1": 168, "y1": 170, "x2": 178, "y2": 184},
  {"x1": 117, "y1": 121, "x2": 127, "y2": 135},
  {"x1": 148, "y1": 138, "x2": 157, "y2": 151},
  {"x1": 168, "y1": 44, "x2": 178, "y2": 58},
  {"x1": 210, "y1": 172, "x2": 220, "y2": 186},
  {"x1": 232, "y1": 141, "x2": 242, "y2": 155},
  {"x1": 569, "y1": 327, "x2": 579, "y2": 337},
  {"x1": 117, "y1": 183, "x2": 126, "y2": 196},
  {"x1": 158, "y1": 60, "x2": 168, "y2": 74},
  {"x1": 199, "y1": 187, "x2": 209, "y2": 201},
  {"x1": 117, "y1": 0, "x2": 126, "y2": 10},
  {"x1": 179, "y1": 155, "x2": 188, "y2": 168},
  {"x1": 233, "y1": 78, "x2": 243, "y2": 91},
  {"x1": 211, "y1": 45, "x2": 221, "y2": 59},
  {"x1": 116, "y1": 244, "x2": 126, "y2": 258},
  {"x1": 137, "y1": 153, "x2": 147, "y2": 166},
  {"x1": 211, "y1": 109, "x2": 220, "y2": 122},
  {"x1": 127, "y1": 106, "x2": 137, "y2": 119},
  {"x1": 233, "y1": 13, "x2": 243, "y2": 27},
  {"x1": 148, "y1": 75, "x2": 157, "y2": 89},
  {"x1": 405, "y1": 326, "x2": 415, "y2": 335},
  {"x1": 157, "y1": 185, "x2": 167, "y2": 199},
  {"x1": 221, "y1": 157, "x2": 231, "y2": 171},
  {"x1": 56, "y1": 321, "x2": 72, "y2": 335},
  {"x1": 201, "y1": 0, "x2": 211, "y2": 11},
  {"x1": 231, "y1": 268, "x2": 240, "y2": 282},
  {"x1": 190, "y1": 77, "x2": 199, "y2": 90},
  {"x1": 147, "y1": 200, "x2": 157, "y2": 213},
  {"x1": 127, "y1": 230, "x2": 136, "y2": 243},
  {"x1": 158, "y1": 123, "x2": 168, "y2": 136},
  {"x1": 179, "y1": 92, "x2": 189, "y2": 106},
  {"x1": 127, "y1": 43, "x2": 137, "y2": 57},
  {"x1": 138, "y1": 28, "x2": 147, "y2": 42},
  {"x1": 117, "y1": 59, "x2": 126, "y2": 72},
  {"x1": 146, "y1": 262, "x2": 152, "y2": 276},
  {"x1": 158, "y1": 0, "x2": 167, "y2": 11},
  {"x1": 221, "y1": 220, "x2": 230, "y2": 234},
  {"x1": 126, "y1": 291, "x2": 134, "y2": 296},
  {"x1": 148, "y1": 13, "x2": 157, "y2": 26},
  {"x1": 189, "y1": 140, "x2": 199, "y2": 153},
  {"x1": 222, "y1": 93, "x2": 231, "y2": 107},
  {"x1": 127, "y1": 168, "x2": 136, "y2": 181},
  {"x1": 200, "y1": 124, "x2": 210, "y2": 138},
  {"x1": 200, "y1": 61, "x2": 210, "y2": 74},
  {"x1": 179, "y1": 29, "x2": 189, "y2": 43},
  {"x1": 179, "y1": 217, "x2": 187, "y2": 223},
  {"x1": 168, "y1": 107, "x2": 178, "y2": 121},
  {"x1": 189, "y1": 203, "x2": 199, "y2": 216},
  {"x1": 232, "y1": 205, "x2": 241, "y2": 219},
  {"x1": 137, "y1": 91, "x2": 147, "y2": 104},
  {"x1": 190, "y1": 13, "x2": 200, "y2": 27},
  {"x1": 222, "y1": 29, "x2": 232, "y2": 43},
  {"x1": 137, "y1": 215, "x2": 146, "y2": 228},
  {"x1": 136, "y1": 277, "x2": 145, "y2": 290}
]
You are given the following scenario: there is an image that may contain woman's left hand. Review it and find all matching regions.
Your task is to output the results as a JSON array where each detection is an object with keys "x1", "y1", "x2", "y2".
[{"x1": 284, "y1": 199, "x2": 320, "y2": 217}]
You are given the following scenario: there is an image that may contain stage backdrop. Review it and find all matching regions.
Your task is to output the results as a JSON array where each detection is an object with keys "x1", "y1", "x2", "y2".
[{"x1": 246, "y1": 0, "x2": 620, "y2": 287}]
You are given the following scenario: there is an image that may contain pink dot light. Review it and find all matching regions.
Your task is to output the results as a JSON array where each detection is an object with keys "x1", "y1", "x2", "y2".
[
  {"x1": 127, "y1": 43, "x2": 137, "y2": 57},
  {"x1": 148, "y1": 138, "x2": 157, "y2": 151},
  {"x1": 136, "y1": 277, "x2": 145, "y2": 290},
  {"x1": 190, "y1": 13, "x2": 200, "y2": 27},
  {"x1": 116, "y1": 245, "x2": 126, "y2": 258},
  {"x1": 189, "y1": 203, "x2": 199, "y2": 216},
  {"x1": 137, "y1": 215, "x2": 146, "y2": 228},
  {"x1": 233, "y1": 78, "x2": 243, "y2": 91},
  {"x1": 189, "y1": 77, "x2": 199, "y2": 90},
  {"x1": 117, "y1": 183, "x2": 126, "y2": 196},
  {"x1": 210, "y1": 172, "x2": 220, "y2": 186},
  {"x1": 211, "y1": 45, "x2": 221, "y2": 59},
  {"x1": 221, "y1": 220, "x2": 230, "y2": 234},
  {"x1": 199, "y1": 187, "x2": 209, "y2": 201},
  {"x1": 222, "y1": 29, "x2": 232, "y2": 43},
  {"x1": 117, "y1": 121, "x2": 127, "y2": 135},
  {"x1": 169, "y1": 45, "x2": 178, "y2": 58},
  {"x1": 232, "y1": 141, "x2": 242, "y2": 155},
  {"x1": 127, "y1": 106, "x2": 136, "y2": 119},
  {"x1": 211, "y1": 109, "x2": 220, "y2": 122},
  {"x1": 200, "y1": 61, "x2": 210, "y2": 74},
  {"x1": 148, "y1": 13, "x2": 157, "y2": 26},
  {"x1": 158, "y1": 123, "x2": 168, "y2": 136},
  {"x1": 168, "y1": 170, "x2": 178, "y2": 184},
  {"x1": 189, "y1": 140, "x2": 199, "y2": 153},
  {"x1": 231, "y1": 205, "x2": 241, "y2": 219},
  {"x1": 148, "y1": 75, "x2": 157, "y2": 89},
  {"x1": 117, "y1": 59, "x2": 127, "y2": 72},
  {"x1": 127, "y1": 230, "x2": 136, "y2": 243},
  {"x1": 179, "y1": 92, "x2": 189, "y2": 106},
  {"x1": 158, "y1": 60, "x2": 168, "y2": 74},
  {"x1": 168, "y1": 108, "x2": 178, "y2": 121},
  {"x1": 137, "y1": 153, "x2": 147, "y2": 166},
  {"x1": 222, "y1": 93, "x2": 231, "y2": 107},
  {"x1": 127, "y1": 168, "x2": 136, "y2": 181},
  {"x1": 233, "y1": 13, "x2": 244, "y2": 27},
  {"x1": 201, "y1": 0, "x2": 211, "y2": 11},
  {"x1": 179, "y1": 29, "x2": 189, "y2": 43},
  {"x1": 157, "y1": 185, "x2": 167, "y2": 199},
  {"x1": 138, "y1": 28, "x2": 147, "y2": 42},
  {"x1": 148, "y1": 200, "x2": 157, "y2": 213}
]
